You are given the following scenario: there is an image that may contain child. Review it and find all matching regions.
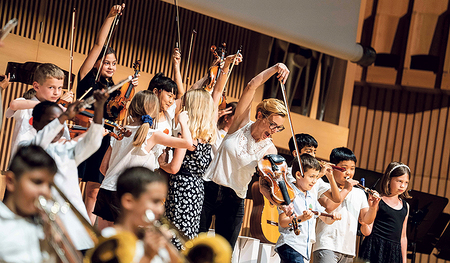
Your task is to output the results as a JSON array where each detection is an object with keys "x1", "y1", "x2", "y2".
[
  {"x1": 5, "y1": 63, "x2": 72, "y2": 158},
  {"x1": 313, "y1": 147, "x2": 380, "y2": 263},
  {"x1": 85, "y1": 167, "x2": 180, "y2": 263},
  {"x1": 19, "y1": 90, "x2": 108, "y2": 252},
  {"x1": 211, "y1": 101, "x2": 238, "y2": 158},
  {"x1": 76, "y1": 3, "x2": 141, "y2": 225},
  {"x1": 276, "y1": 154, "x2": 341, "y2": 263},
  {"x1": 95, "y1": 90, "x2": 193, "y2": 229},
  {"x1": 0, "y1": 145, "x2": 58, "y2": 262},
  {"x1": 159, "y1": 89, "x2": 217, "y2": 249},
  {"x1": 358, "y1": 162, "x2": 410, "y2": 263}
]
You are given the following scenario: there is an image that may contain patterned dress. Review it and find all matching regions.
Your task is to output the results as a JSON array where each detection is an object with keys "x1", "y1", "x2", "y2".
[{"x1": 164, "y1": 143, "x2": 212, "y2": 249}]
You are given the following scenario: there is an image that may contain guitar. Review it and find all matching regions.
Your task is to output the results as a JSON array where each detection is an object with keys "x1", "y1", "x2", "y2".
[{"x1": 250, "y1": 179, "x2": 280, "y2": 244}]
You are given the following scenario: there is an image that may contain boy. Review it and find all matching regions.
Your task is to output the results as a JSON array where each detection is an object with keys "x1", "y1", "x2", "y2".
[
  {"x1": 313, "y1": 147, "x2": 380, "y2": 263},
  {"x1": 0, "y1": 145, "x2": 58, "y2": 262},
  {"x1": 85, "y1": 167, "x2": 180, "y2": 263},
  {"x1": 5, "y1": 63, "x2": 73, "y2": 157},
  {"x1": 276, "y1": 154, "x2": 341, "y2": 263},
  {"x1": 19, "y1": 90, "x2": 108, "y2": 252}
]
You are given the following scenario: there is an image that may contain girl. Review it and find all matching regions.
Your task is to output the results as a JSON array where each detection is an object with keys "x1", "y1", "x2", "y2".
[
  {"x1": 359, "y1": 162, "x2": 411, "y2": 263},
  {"x1": 94, "y1": 90, "x2": 193, "y2": 230},
  {"x1": 76, "y1": 4, "x2": 140, "y2": 224},
  {"x1": 159, "y1": 89, "x2": 217, "y2": 249},
  {"x1": 212, "y1": 102, "x2": 238, "y2": 155},
  {"x1": 200, "y1": 62, "x2": 289, "y2": 248}
]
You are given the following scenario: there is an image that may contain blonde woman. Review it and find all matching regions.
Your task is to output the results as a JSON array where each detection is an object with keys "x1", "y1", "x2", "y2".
[
  {"x1": 200, "y1": 63, "x2": 290, "y2": 248},
  {"x1": 94, "y1": 90, "x2": 193, "y2": 229},
  {"x1": 159, "y1": 89, "x2": 218, "y2": 249}
]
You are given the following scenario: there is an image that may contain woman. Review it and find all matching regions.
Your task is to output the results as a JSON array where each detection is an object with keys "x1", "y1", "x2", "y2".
[{"x1": 200, "y1": 63, "x2": 289, "y2": 248}]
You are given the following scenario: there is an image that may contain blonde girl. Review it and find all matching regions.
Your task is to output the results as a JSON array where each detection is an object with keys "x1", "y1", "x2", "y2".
[
  {"x1": 94, "y1": 90, "x2": 192, "y2": 229},
  {"x1": 159, "y1": 89, "x2": 217, "y2": 249}
]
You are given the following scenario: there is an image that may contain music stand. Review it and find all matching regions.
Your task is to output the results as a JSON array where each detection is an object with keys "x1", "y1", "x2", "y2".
[
  {"x1": 406, "y1": 190, "x2": 449, "y2": 263},
  {"x1": 435, "y1": 216, "x2": 450, "y2": 260}
]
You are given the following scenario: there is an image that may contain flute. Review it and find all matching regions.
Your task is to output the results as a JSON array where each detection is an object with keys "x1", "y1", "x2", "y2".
[{"x1": 318, "y1": 160, "x2": 346, "y2": 172}]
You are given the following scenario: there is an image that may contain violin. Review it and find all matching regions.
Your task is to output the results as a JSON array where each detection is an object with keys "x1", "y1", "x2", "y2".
[
  {"x1": 72, "y1": 109, "x2": 132, "y2": 140},
  {"x1": 204, "y1": 43, "x2": 226, "y2": 93},
  {"x1": 106, "y1": 60, "x2": 140, "y2": 121},
  {"x1": 257, "y1": 154, "x2": 301, "y2": 235}
]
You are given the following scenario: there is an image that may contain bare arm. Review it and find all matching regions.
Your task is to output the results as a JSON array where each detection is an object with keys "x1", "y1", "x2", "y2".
[
  {"x1": 78, "y1": 4, "x2": 125, "y2": 80},
  {"x1": 401, "y1": 203, "x2": 409, "y2": 263},
  {"x1": 228, "y1": 63, "x2": 289, "y2": 134},
  {"x1": 360, "y1": 222, "x2": 373, "y2": 236},
  {"x1": 8, "y1": 99, "x2": 40, "y2": 111},
  {"x1": 211, "y1": 53, "x2": 243, "y2": 108},
  {"x1": 172, "y1": 48, "x2": 184, "y2": 99},
  {"x1": 321, "y1": 166, "x2": 341, "y2": 203},
  {"x1": 359, "y1": 194, "x2": 381, "y2": 225}
]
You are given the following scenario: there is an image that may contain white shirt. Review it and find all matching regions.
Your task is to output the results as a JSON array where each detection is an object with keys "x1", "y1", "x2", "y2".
[
  {"x1": 155, "y1": 103, "x2": 176, "y2": 136},
  {"x1": 211, "y1": 129, "x2": 227, "y2": 160},
  {"x1": 203, "y1": 121, "x2": 274, "y2": 198},
  {"x1": 0, "y1": 202, "x2": 45, "y2": 263},
  {"x1": 275, "y1": 186, "x2": 325, "y2": 260},
  {"x1": 101, "y1": 126, "x2": 165, "y2": 191},
  {"x1": 101, "y1": 227, "x2": 171, "y2": 263},
  {"x1": 313, "y1": 187, "x2": 369, "y2": 257},
  {"x1": 6, "y1": 96, "x2": 71, "y2": 159},
  {"x1": 19, "y1": 118, "x2": 104, "y2": 250}
]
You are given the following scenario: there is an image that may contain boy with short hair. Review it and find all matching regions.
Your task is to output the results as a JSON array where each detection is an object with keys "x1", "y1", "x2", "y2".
[
  {"x1": 19, "y1": 91, "x2": 108, "y2": 252},
  {"x1": 276, "y1": 154, "x2": 341, "y2": 263},
  {"x1": 5, "y1": 63, "x2": 73, "y2": 157},
  {"x1": 85, "y1": 167, "x2": 180, "y2": 263},
  {"x1": 0, "y1": 145, "x2": 58, "y2": 262},
  {"x1": 313, "y1": 147, "x2": 380, "y2": 263}
]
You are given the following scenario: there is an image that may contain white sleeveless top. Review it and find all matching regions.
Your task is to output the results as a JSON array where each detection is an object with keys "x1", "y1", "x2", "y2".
[
  {"x1": 101, "y1": 125, "x2": 165, "y2": 191},
  {"x1": 203, "y1": 121, "x2": 274, "y2": 198}
]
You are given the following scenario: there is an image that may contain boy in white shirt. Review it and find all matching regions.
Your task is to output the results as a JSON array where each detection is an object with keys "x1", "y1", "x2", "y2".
[
  {"x1": 313, "y1": 147, "x2": 380, "y2": 263},
  {"x1": 5, "y1": 63, "x2": 73, "y2": 158},
  {"x1": 19, "y1": 91, "x2": 108, "y2": 252},
  {"x1": 0, "y1": 145, "x2": 57, "y2": 263},
  {"x1": 276, "y1": 154, "x2": 341, "y2": 263}
]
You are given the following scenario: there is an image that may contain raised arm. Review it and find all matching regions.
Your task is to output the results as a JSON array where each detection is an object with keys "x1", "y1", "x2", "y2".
[
  {"x1": 211, "y1": 53, "x2": 243, "y2": 108},
  {"x1": 228, "y1": 63, "x2": 289, "y2": 134},
  {"x1": 78, "y1": 4, "x2": 125, "y2": 80},
  {"x1": 172, "y1": 48, "x2": 184, "y2": 99}
]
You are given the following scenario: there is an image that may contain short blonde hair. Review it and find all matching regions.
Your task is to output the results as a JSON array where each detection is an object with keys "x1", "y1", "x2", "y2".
[
  {"x1": 255, "y1": 98, "x2": 287, "y2": 119},
  {"x1": 129, "y1": 90, "x2": 159, "y2": 147},
  {"x1": 34, "y1": 63, "x2": 65, "y2": 85},
  {"x1": 185, "y1": 89, "x2": 217, "y2": 144}
]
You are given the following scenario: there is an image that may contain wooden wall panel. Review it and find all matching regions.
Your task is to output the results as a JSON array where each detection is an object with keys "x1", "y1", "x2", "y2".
[{"x1": 350, "y1": 84, "x2": 450, "y2": 263}]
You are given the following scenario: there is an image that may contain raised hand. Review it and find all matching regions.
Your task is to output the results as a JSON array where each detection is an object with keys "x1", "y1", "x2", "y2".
[
  {"x1": 108, "y1": 3, "x2": 125, "y2": 17},
  {"x1": 275, "y1": 63, "x2": 290, "y2": 84}
]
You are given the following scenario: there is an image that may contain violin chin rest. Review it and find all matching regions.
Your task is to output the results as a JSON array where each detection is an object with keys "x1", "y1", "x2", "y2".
[{"x1": 264, "y1": 154, "x2": 285, "y2": 164}]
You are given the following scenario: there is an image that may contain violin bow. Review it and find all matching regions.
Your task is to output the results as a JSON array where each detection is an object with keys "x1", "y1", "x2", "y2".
[
  {"x1": 174, "y1": 0, "x2": 182, "y2": 50},
  {"x1": 223, "y1": 45, "x2": 242, "y2": 88},
  {"x1": 68, "y1": 8, "x2": 76, "y2": 92},
  {"x1": 95, "y1": 11, "x2": 122, "y2": 82},
  {"x1": 183, "y1": 29, "x2": 197, "y2": 88},
  {"x1": 280, "y1": 81, "x2": 305, "y2": 177}
]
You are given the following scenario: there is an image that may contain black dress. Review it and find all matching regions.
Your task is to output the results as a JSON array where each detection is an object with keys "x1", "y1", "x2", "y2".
[
  {"x1": 164, "y1": 143, "x2": 212, "y2": 250},
  {"x1": 76, "y1": 69, "x2": 115, "y2": 183},
  {"x1": 359, "y1": 199, "x2": 408, "y2": 263}
]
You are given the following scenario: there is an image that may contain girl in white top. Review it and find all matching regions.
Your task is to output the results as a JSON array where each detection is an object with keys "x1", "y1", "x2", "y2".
[
  {"x1": 95, "y1": 90, "x2": 193, "y2": 230},
  {"x1": 200, "y1": 63, "x2": 290, "y2": 248}
]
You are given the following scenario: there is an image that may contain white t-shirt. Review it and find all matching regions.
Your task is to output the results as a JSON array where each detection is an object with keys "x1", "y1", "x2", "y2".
[
  {"x1": 6, "y1": 96, "x2": 71, "y2": 160},
  {"x1": 101, "y1": 125, "x2": 165, "y2": 191},
  {"x1": 0, "y1": 202, "x2": 45, "y2": 263},
  {"x1": 155, "y1": 103, "x2": 176, "y2": 136},
  {"x1": 19, "y1": 118, "x2": 104, "y2": 250},
  {"x1": 101, "y1": 227, "x2": 171, "y2": 263},
  {"x1": 313, "y1": 187, "x2": 369, "y2": 257},
  {"x1": 203, "y1": 121, "x2": 274, "y2": 198},
  {"x1": 275, "y1": 186, "x2": 325, "y2": 260}
]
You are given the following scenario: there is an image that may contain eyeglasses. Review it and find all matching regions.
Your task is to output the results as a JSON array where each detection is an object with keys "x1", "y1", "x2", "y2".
[{"x1": 263, "y1": 113, "x2": 285, "y2": 132}]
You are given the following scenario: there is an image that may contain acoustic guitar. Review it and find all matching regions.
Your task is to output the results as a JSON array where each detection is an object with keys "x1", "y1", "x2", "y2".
[{"x1": 249, "y1": 179, "x2": 280, "y2": 244}]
